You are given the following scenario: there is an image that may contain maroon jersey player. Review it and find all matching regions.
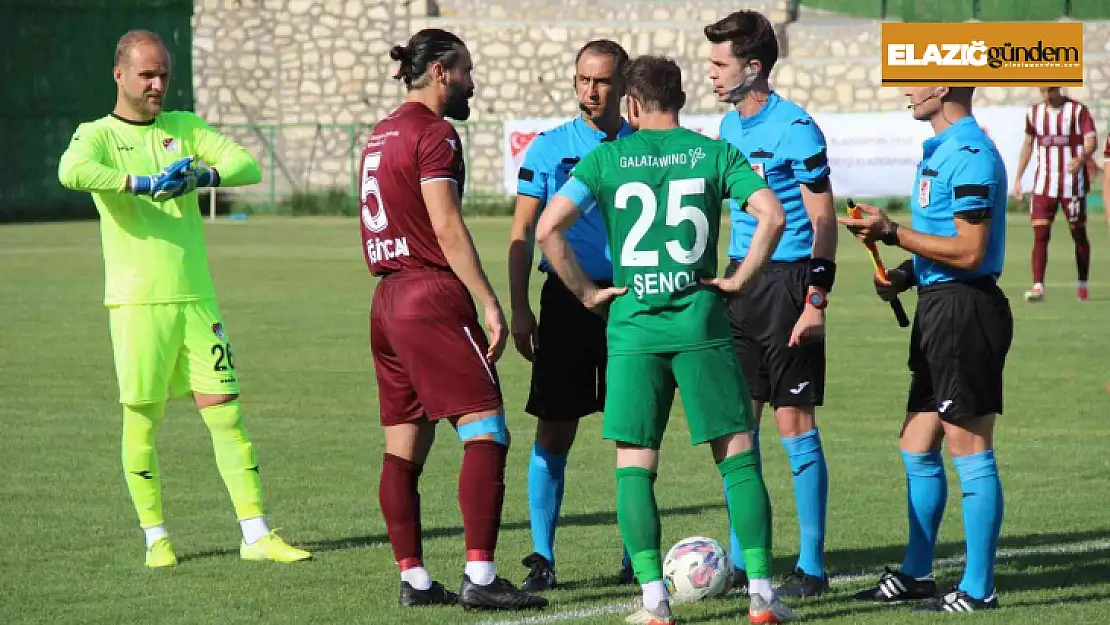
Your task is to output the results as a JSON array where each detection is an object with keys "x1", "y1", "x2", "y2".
[
  {"x1": 1103, "y1": 132, "x2": 1110, "y2": 238},
  {"x1": 361, "y1": 28, "x2": 546, "y2": 612},
  {"x1": 1013, "y1": 87, "x2": 1098, "y2": 302}
]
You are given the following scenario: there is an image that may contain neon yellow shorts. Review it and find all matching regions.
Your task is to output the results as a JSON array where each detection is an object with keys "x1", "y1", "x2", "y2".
[{"x1": 108, "y1": 299, "x2": 241, "y2": 405}]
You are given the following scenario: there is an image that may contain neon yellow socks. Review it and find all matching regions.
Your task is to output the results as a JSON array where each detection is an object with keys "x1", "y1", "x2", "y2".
[{"x1": 199, "y1": 400, "x2": 265, "y2": 522}]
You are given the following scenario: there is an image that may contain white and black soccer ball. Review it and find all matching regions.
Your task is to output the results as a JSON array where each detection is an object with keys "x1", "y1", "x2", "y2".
[{"x1": 662, "y1": 536, "x2": 733, "y2": 602}]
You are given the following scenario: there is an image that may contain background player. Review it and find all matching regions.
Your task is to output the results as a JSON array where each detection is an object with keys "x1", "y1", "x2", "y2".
[
  {"x1": 1104, "y1": 133, "x2": 1110, "y2": 237},
  {"x1": 57, "y1": 30, "x2": 310, "y2": 567},
  {"x1": 1104, "y1": 132, "x2": 1110, "y2": 236},
  {"x1": 364, "y1": 28, "x2": 546, "y2": 611},
  {"x1": 536, "y1": 55, "x2": 798, "y2": 625},
  {"x1": 840, "y1": 86, "x2": 1010, "y2": 613},
  {"x1": 704, "y1": 10, "x2": 837, "y2": 597},
  {"x1": 1012, "y1": 86, "x2": 1097, "y2": 302},
  {"x1": 508, "y1": 38, "x2": 635, "y2": 591}
]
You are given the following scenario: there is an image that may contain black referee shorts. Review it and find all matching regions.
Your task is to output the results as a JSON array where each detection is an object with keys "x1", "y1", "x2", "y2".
[
  {"x1": 525, "y1": 273, "x2": 609, "y2": 421},
  {"x1": 907, "y1": 278, "x2": 1013, "y2": 422},
  {"x1": 724, "y1": 259, "x2": 825, "y2": 409}
]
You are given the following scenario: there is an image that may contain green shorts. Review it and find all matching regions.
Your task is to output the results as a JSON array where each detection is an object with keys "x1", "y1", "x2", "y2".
[
  {"x1": 602, "y1": 344, "x2": 755, "y2": 449},
  {"x1": 108, "y1": 299, "x2": 241, "y2": 405}
]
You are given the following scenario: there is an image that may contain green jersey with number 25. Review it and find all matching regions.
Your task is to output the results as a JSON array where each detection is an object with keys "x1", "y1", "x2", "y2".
[{"x1": 569, "y1": 127, "x2": 768, "y2": 355}]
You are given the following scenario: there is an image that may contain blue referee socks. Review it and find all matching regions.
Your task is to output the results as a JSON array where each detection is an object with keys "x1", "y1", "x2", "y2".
[
  {"x1": 900, "y1": 449, "x2": 947, "y2": 579},
  {"x1": 954, "y1": 450, "x2": 1004, "y2": 600},
  {"x1": 527, "y1": 442, "x2": 567, "y2": 564},
  {"x1": 782, "y1": 428, "x2": 829, "y2": 577},
  {"x1": 725, "y1": 429, "x2": 760, "y2": 571}
]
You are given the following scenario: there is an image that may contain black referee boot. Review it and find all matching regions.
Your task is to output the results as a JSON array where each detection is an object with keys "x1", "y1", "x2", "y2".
[{"x1": 520, "y1": 552, "x2": 557, "y2": 591}]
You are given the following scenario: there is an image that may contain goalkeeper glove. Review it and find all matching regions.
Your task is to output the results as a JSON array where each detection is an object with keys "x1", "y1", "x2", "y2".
[
  {"x1": 174, "y1": 163, "x2": 220, "y2": 198},
  {"x1": 191, "y1": 165, "x2": 220, "y2": 188},
  {"x1": 126, "y1": 157, "x2": 194, "y2": 201}
]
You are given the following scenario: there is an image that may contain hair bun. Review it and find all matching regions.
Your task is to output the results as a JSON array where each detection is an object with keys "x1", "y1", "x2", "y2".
[{"x1": 389, "y1": 45, "x2": 409, "y2": 63}]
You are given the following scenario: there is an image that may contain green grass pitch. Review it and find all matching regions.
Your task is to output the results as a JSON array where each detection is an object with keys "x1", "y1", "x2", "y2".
[{"x1": 1, "y1": 216, "x2": 1108, "y2": 624}]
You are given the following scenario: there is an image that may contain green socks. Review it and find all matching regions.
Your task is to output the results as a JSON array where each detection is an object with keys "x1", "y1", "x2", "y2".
[
  {"x1": 615, "y1": 450, "x2": 773, "y2": 587},
  {"x1": 616, "y1": 466, "x2": 663, "y2": 584},
  {"x1": 718, "y1": 450, "x2": 773, "y2": 580}
]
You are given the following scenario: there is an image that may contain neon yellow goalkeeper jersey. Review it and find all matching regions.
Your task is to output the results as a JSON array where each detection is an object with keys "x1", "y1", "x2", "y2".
[{"x1": 58, "y1": 112, "x2": 261, "y2": 305}]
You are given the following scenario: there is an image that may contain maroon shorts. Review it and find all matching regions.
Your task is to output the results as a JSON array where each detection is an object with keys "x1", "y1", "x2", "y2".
[
  {"x1": 370, "y1": 269, "x2": 502, "y2": 426},
  {"x1": 1031, "y1": 195, "x2": 1087, "y2": 224}
]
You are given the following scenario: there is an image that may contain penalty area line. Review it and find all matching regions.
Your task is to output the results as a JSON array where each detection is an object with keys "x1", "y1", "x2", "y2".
[{"x1": 480, "y1": 538, "x2": 1110, "y2": 625}]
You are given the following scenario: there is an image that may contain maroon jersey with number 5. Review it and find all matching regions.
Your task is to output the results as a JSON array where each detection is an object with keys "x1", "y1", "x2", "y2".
[
  {"x1": 359, "y1": 101, "x2": 466, "y2": 276},
  {"x1": 360, "y1": 101, "x2": 501, "y2": 425}
]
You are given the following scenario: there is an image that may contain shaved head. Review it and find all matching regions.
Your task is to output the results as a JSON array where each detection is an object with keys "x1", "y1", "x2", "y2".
[{"x1": 115, "y1": 30, "x2": 169, "y2": 68}]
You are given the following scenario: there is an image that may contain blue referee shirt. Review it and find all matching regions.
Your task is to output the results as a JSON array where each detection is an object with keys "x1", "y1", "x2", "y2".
[
  {"x1": 910, "y1": 116, "x2": 1007, "y2": 287},
  {"x1": 718, "y1": 92, "x2": 831, "y2": 262},
  {"x1": 517, "y1": 115, "x2": 632, "y2": 282}
]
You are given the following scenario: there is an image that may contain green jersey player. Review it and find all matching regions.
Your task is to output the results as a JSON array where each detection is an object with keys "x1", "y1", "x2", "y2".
[{"x1": 536, "y1": 55, "x2": 798, "y2": 624}]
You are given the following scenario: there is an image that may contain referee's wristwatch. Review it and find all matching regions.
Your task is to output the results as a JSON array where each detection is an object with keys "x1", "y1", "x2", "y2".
[{"x1": 806, "y1": 286, "x2": 828, "y2": 310}]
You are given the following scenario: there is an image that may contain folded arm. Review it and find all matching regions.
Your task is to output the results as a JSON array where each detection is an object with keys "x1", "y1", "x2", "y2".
[
  {"x1": 190, "y1": 116, "x2": 262, "y2": 187},
  {"x1": 57, "y1": 127, "x2": 129, "y2": 193}
]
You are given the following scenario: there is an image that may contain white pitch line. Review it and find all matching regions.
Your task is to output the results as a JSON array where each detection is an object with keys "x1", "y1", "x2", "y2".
[
  {"x1": 480, "y1": 538, "x2": 1110, "y2": 625},
  {"x1": 480, "y1": 601, "x2": 639, "y2": 625}
]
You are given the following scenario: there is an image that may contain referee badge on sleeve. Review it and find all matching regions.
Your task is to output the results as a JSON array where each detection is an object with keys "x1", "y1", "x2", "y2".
[{"x1": 917, "y1": 178, "x2": 931, "y2": 207}]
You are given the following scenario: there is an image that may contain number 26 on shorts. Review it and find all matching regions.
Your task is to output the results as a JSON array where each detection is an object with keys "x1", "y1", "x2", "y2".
[{"x1": 211, "y1": 342, "x2": 235, "y2": 372}]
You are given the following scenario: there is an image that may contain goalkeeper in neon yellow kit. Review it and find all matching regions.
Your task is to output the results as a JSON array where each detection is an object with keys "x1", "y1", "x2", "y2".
[{"x1": 58, "y1": 29, "x2": 310, "y2": 568}]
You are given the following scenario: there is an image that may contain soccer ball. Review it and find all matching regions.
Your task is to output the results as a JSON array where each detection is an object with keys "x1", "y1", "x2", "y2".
[{"x1": 663, "y1": 536, "x2": 733, "y2": 603}]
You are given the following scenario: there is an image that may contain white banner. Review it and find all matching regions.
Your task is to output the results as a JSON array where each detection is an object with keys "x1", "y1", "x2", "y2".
[
  {"x1": 502, "y1": 118, "x2": 565, "y2": 195},
  {"x1": 502, "y1": 107, "x2": 1038, "y2": 197}
]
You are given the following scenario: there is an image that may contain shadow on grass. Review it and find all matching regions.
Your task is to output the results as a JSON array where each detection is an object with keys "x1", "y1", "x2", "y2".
[
  {"x1": 177, "y1": 516, "x2": 1110, "y2": 602},
  {"x1": 178, "y1": 503, "x2": 721, "y2": 563},
  {"x1": 822, "y1": 528, "x2": 1110, "y2": 583}
]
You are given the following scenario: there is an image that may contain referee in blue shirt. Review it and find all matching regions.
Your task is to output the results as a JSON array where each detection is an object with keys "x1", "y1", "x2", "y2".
[
  {"x1": 704, "y1": 10, "x2": 838, "y2": 598},
  {"x1": 840, "y1": 86, "x2": 1010, "y2": 614},
  {"x1": 507, "y1": 39, "x2": 634, "y2": 591}
]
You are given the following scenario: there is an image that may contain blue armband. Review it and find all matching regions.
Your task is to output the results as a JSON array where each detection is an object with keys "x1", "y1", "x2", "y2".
[{"x1": 457, "y1": 414, "x2": 509, "y2": 445}]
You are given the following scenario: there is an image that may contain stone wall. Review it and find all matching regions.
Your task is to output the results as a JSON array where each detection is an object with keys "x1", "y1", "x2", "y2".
[
  {"x1": 191, "y1": 0, "x2": 1110, "y2": 197},
  {"x1": 432, "y1": 0, "x2": 787, "y2": 23}
]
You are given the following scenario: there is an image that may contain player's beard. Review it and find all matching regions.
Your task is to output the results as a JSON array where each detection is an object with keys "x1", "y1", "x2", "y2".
[
  {"x1": 445, "y1": 83, "x2": 473, "y2": 121},
  {"x1": 135, "y1": 89, "x2": 163, "y2": 117}
]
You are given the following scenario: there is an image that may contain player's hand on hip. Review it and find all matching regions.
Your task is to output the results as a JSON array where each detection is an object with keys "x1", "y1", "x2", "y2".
[
  {"x1": 701, "y1": 274, "x2": 748, "y2": 295},
  {"x1": 484, "y1": 303, "x2": 509, "y2": 364},
  {"x1": 581, "y1": 285, "x2": 628, "y2": 319},
  {"x1": 836, "y1": 202, "x2": 891, "y2": 245},
  {"x1": 875, "y1": 267, "x2": 911, "y2": 301},
  {"x1": 788, "y1": 304, "x2": 824, "y2": 348},
  {"x1": 511, "y1": 306, "x2": 539, "y2": 362}
]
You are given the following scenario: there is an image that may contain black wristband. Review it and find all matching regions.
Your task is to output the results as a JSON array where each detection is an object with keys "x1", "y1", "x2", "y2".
[
  {"x1": 807, "y1": 257, "x2": 837, "y2": 292},
  {"x1": 881, "y1": 221, "x2": 900, "y2": 246},
  {"x1": 897, "y1": 258, "x2": 917, "y2": 287}
]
